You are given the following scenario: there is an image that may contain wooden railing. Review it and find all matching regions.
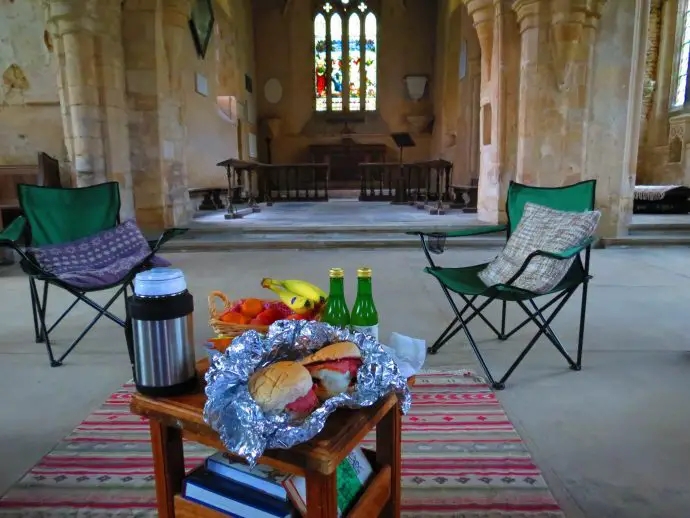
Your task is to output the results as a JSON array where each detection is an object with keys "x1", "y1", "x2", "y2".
[
  {"x1": 216, "y1": 159, "x2": 330, "y2": 215},
  {"x1": 359, "y1": 163, "x2": 401, "y2": 201},
  {"x1": 358, "y1": 159, "x2": 453, "y2": 205},
  {"x1": 259, "y1": 163, "x2": 330, "y2": 204}
]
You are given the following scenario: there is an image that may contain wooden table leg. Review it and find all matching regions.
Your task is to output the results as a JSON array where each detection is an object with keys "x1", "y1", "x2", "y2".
[
  {"x1": 149, "y1": 419, "x2": 185, "y2": 518},
  {"x1": 376, "y1": 398, "x2": 402, "y2": 518},
  {"x1": 306, "y1": 469, "x2": 338, "y2": 518}
]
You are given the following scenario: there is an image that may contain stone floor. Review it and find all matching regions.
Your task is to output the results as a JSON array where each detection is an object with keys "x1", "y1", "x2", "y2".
[
  {"x1": 1, "y1": 247, "x2": 690, "y2": 518},
  {"x1": 190, "y1": 200, "x2": 483, "y2": 232}
]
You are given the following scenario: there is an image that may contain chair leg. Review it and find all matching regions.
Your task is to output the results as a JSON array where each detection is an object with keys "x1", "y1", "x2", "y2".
[
  {"x1": 30, "y1": 278, "x2": 59, "y2": 367},
  {"x1": 520, "y1": 298, "x2": 577, "y2": 368},
  {"x1": 428, "y1": 296, "x2": 495, "y2": 354},
  {"x1": 55, "y1": 285, "x2": 128, "y2": 365},
  {"x1": 438, "y1": 284, "x2": 502, "y2": 389},
  {"x1": 499, "y1": 301, "x2": 507, "y2": 340},
  {"x1": 29, "y1": 278, "x2": 41, "y2": 343},
  {"x1": 575, "y1": 281, "x2": 589, "y2": 369},
  {"x1": 498, "y1": 290, "x2": 575, "y2": 387}
]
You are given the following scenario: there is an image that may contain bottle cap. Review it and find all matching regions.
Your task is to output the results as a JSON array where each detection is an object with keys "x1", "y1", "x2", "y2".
[
  {"x1": 134, "y1": 268, "x2": 187, "y2": 297},
  {"x1": 329, "y1": 267, "x2": 345, "y2": 278},
  {"x1": 357, "y1": 267, "x2": 372, "y2": 278}
]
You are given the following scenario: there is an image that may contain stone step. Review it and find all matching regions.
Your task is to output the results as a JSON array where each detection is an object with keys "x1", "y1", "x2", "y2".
[{"x1": 162, "y1": 231, "x2": 505, "y2": 251}]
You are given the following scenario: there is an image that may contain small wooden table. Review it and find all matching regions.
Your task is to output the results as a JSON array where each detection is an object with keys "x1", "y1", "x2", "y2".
[{"x1": 130, "y1": 360, "x2": 402, "y2": 518}]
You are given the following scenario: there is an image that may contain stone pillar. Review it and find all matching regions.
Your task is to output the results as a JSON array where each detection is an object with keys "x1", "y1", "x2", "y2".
[
  {"x1": 47, "y1": 0, "x2": 106, "y2": 186},
  {"x1": 641, "y1": 0, "x2": 678, "y2": 183},
  {"x1": 464, "y1": 0, "x2": 519, "y2": 223},
  {"x1": 46, "y1": 0, "x2": 134, "y2": 218},
  {"x1": 512, "y1": 0, "x2": 606, "y2": 187},
  {"x1": 123, "y1": 0, "x2": 191, "y2": 228},
  {"x1": 159, "y1": 0, "x2": 192, "y2": 226},
  {"x1": 585, "y1": 0, "x2": 650, "y2": 237}
]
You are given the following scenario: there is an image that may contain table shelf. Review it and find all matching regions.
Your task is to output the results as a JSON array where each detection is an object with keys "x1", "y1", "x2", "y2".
[{"x1": 172, "y1": 462, "x2": 392, "y2": 518}]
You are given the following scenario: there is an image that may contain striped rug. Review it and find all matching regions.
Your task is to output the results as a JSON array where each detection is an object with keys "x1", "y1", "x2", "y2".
[{"x1": 0, "y1": 371, "x2": 564, "y2": 517}]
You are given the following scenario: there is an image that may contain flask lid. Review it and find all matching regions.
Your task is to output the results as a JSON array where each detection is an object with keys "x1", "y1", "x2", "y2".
[
  {"x1": 357, "y1": 267, "x2": 372, "y2": 278},
  {"x1": 134, "y1": 268, "x2": 187, "y2": 297},
  {"x1": 329, "y1": 267, "x2": 345, "y2": 278}
]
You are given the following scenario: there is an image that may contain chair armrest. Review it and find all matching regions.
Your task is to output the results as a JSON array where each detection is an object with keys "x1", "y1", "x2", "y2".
[
  {"x1": 533, "y1": 236, "x2": 596, "y2": 260},
  {"x1": 148, "y1": 227, "x2": 188, "y2": 253},
  {"x1": 0, "y1": 216, "x2": 27, "y2": 245},
  {"x1": 406, "y1": 224, "x2": 507, "y2": 238}
]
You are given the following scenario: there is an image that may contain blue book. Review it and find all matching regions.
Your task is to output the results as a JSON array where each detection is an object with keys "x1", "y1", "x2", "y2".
[
  {"x1": 183, "y1": 467, "x2": 293, "y2": 518},
  {"x1": 206, "y1": 453, "x2": 289, "y2": 501}
]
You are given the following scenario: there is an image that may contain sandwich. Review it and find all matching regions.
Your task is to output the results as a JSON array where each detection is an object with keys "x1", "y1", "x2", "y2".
[
  {"x1": 248, "y1": 361, "x2": 319, "y2": 419},
  {"x1": 299, "y1": 341, "x2": 363, "y2": 401}
]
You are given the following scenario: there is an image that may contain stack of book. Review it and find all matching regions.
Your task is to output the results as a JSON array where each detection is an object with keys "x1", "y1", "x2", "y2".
[
  {"x1": 181, "y1": 447, "x2": 374, "y2": 517},
  {"x1": 182, "y1": 454, "x2": 294, "y2": 518}
]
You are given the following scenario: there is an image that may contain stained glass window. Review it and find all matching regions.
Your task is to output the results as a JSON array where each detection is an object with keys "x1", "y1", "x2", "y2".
[
  {"x1": 673, "y1": 2, "x2": 690, "y2": 108},
  {"x1": 314, "y1": 14, "x2": 328, "y2": 112},
  {"x1": 348, "y1": 13, "x2": 361, "y2": 111},
  {"x1": 364, "y1": 12, "x2": 377, "y2": 111},
  {"x1": 314, "y1": 1, "x2": 377, "y2": 113}
]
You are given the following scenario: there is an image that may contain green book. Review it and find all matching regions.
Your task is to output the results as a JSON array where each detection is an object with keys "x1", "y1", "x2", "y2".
[{"x1": 282, "y1": 446, "x2": 374, "y2": 517}]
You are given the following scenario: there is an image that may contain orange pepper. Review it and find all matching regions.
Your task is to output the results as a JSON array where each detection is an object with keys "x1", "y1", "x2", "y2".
[{"x1": 241, "y1": 298, "x2": 264, "y2": 318}]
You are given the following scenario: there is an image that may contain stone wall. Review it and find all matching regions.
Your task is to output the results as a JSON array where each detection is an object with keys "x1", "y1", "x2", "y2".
[
  {"x1": 121, "y1": 0, "x2": 254, "y2": 227},
  {"x1": 183, "y1": 0, "x2": 255, "y2": 189},
  {"x1": 0, "y1": 0, "x2": 65, "y2": 171},
  {"x1": 252, "y1": 0, "x2": 436, "y2": 164}
]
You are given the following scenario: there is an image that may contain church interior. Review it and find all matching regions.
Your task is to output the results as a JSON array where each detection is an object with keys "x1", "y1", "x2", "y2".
[
  {"x1": 2, "y1": 0, "x2": 688, "y2": 238},
  {"x1": 2, "y1": 0, "x2": 690, "y2": 517}
]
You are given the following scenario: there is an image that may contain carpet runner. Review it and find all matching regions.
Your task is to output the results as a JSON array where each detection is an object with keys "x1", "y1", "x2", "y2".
[{"x1": 0, "y1": 371, "x2": 564, "y2": 517}]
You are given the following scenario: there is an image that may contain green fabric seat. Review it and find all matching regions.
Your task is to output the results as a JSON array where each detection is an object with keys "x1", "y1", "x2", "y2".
[
  {"x1": 425, "y1": 262, "x2": 587, "y2": 302},
  {"x1": 413, "y1": 179, "x2": 597, "y2": 390},
  {"x1": 0, "y1": 182, "x2": 186, "y2": 368}
]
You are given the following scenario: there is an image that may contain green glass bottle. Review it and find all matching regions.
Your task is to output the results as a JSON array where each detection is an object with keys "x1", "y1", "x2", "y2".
[
  {"x1": 350, "y1": 267, "x2": 379, "y2": 341},
  {"x1": 322, "y1": 268, "x2": 350, "y2": 329}
]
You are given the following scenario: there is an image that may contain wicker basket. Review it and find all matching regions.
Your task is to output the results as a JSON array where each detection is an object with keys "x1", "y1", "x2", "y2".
[{"x1": 208, "y1": 290, "x2": 270, "y2": 337}]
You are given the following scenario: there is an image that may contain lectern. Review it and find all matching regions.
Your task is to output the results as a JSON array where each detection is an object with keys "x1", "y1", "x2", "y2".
[{"x1": 390, "y1": 133, "x2": 415, "y2": 203}]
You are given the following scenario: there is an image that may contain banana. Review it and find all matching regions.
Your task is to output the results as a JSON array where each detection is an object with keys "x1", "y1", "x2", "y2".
[
  {"x1": 280, "y1": 279, "x2": 327, "y2": 304},
  {"x1": 262, "y1": 280, "x2": 313, "y2": 314},
  {"x1": 261, "y1": 278, "x2": 327, "y2": 305}
]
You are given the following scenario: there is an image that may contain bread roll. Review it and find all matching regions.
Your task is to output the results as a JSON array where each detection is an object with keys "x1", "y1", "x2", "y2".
[{"x1": 248, "y1": 361, "x2": 313, "y2": 413}]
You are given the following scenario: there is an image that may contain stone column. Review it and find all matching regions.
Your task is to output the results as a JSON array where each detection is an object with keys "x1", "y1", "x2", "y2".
[
  {"x1": 512, "y1": 0, "x2": 606, "y2": 187},
  {"x1": 124, "y1": 0, "x2": 191, "y2": 228},
  {"x1": 99, "y1": 0, "x2": 135, "y2": 219},
  {"x1": 463, "y1": 0, "x2": 519, "y2": 223},
  {"x1": 47, "y1": 0, "x2": 106, "y2": 186},
  {"x1": 585, "y1": 0, "x2": 650, "y2": 236},
  {"x1": 159, "y1": 0, "x2": 192, "y2": 226},
  {"x1": 46, "y1": 0, "x2": 134, "y2": 217}
]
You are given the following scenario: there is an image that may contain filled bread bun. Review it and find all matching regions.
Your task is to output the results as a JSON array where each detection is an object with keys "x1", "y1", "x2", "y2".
[
  {"x1": 248, "y1": 361, "x2": 319, "y2": 418},
  {"x1": 300, "y1": 342, "x2": 363, "y2": 401}
]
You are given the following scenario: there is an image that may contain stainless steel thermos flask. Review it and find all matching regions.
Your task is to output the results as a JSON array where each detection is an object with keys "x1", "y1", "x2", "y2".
[{"x1": 126, "y1": 268, "x2": 197, "y2": 396}]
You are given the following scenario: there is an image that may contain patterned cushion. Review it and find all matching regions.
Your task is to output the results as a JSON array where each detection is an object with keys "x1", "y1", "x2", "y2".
[
  {"x1": 29, "y1": 219, "x2": 170, "y2": 289},
  {"x1": 478, "y1": 203, "x2": 600, "y2": 294}
]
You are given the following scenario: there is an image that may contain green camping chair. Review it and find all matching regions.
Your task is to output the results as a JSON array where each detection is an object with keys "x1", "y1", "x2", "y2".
[
  {"x1": 411, "y1": 180, "x2": 597, "y2": 390},
  {"x1": 0, "y1": 182, "x2": 186, "y2": 367}
]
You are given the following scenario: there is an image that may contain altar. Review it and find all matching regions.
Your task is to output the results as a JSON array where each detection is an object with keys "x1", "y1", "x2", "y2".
[{"x1": 309, "y1": 140, "x2": 388, "y2": 188}]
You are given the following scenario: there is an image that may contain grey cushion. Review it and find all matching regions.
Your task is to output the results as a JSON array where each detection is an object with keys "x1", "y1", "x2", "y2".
[{"x1": 478, "y1": 203, "x2": 600, "y2": 294}]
